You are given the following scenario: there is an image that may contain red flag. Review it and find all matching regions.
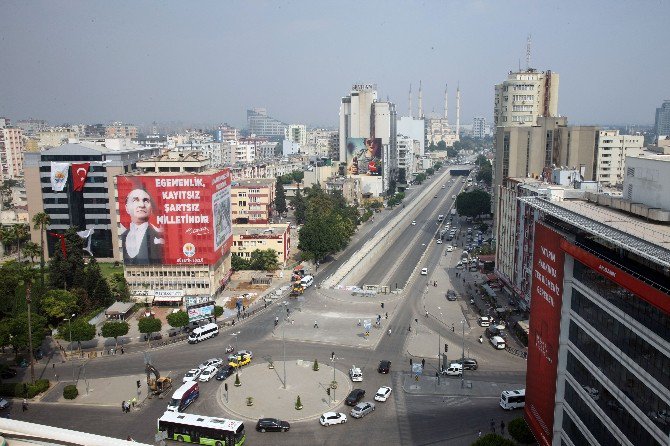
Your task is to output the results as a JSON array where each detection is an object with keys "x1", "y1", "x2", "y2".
[
  {"x1": 48, "y1": 232, "x2": 67, "y2": 258},
  {"x1": 71, "y1": 163, "x2": 90, "y2": 191}
]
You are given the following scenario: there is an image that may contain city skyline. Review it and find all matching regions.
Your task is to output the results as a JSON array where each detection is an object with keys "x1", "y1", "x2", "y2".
[{"x1": 1, "y1": 0, "x2": 668, "y2": 128}]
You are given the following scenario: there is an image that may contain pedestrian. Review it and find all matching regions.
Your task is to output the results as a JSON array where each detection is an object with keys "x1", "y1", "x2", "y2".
[
  {"x1": 490, "y1": 418, "x2": 495, "y2": 433},
  {"x1": 121, "y1": 346, "x2": 124, "y2": 354},
  {"x1": 434, "y1": 281, "x2": 437, "y2": 287},
  {"x1": 314, "y1": 321, "x2": 318, "y2": 329},
  {"x1": 22, "y1": 399, "x2": 28, "y2": 412},
  {"x1": 451, "y1": 323, "x2": 455, "y2": 332},
  {"x1": 478, "y1": 429, "x2": 482, "y2": 438},
  {"x1": 122, "y1": 401, "x2": 126, "y2": 413},
  {"x1": 421, "y1": 358, "x2": 425, "y2": 368},
  {"x1": 385, "y1": 312, "x2": 388, "y2": 319},
  {"x1": 500, "y1": 420, "x2": 505, "y2": 435},
  {"x1": 408, "y1": 325, "x2": 411, "y2": 332}
]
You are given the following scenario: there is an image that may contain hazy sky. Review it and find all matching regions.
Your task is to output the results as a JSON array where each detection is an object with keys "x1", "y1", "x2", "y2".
[{"x1": 1, "y1": 0, "x2": 668, "y2": 129}]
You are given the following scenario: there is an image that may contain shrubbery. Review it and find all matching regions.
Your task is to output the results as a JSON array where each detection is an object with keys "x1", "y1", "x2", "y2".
[
  {"x1": 508, "y1": 417, "x2": 535, "y2": 444},
  {"x1": 63, "y1": 384, "x2": 78, "y2": 399},
  {"x1": 0, "y1": 379, "x2": 50, "y2": 398}
]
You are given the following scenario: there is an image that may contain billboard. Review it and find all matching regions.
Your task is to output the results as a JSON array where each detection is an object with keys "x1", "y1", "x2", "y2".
[
  {"x1": 345, "y1": 138, "x2": 382, "y2": 176},
  {"x1": 117, "y1": 170, "x2": 232, "y2": 266},
  {"x1": 524, "y1": 222, "x2": 564, "y2": 446}
]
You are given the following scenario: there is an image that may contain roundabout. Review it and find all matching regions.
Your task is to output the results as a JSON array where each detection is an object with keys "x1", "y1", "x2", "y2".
[{"x1": 216, "y1": 360, "x2": 353, "y2": 422}]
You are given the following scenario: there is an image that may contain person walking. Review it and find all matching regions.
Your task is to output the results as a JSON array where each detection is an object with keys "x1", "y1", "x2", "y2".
[
  {"x1": 490, "y1": 418, "x2": 496, "y2": 433},
  {"x1": 500, "y1": 420, "x2": 505, "y2": 435},
  {"x1": 121, "y1": 346, "x2": 124, "y2": 354},
  {"x1": 314, "y1": 321, "x2": 318, "y2": 329},
  {"x1": 421, "y1": 358, "x2": 425, "y2": 369},
  {"x1": 478, "y1": 429, "x2": 482, "y2": 438},
  {"x1": 122, "y1": 401, "x2": 126, "y2": 413},
  {"x1": 22, "y1": 399, "x2": 28, "y2": 412}
]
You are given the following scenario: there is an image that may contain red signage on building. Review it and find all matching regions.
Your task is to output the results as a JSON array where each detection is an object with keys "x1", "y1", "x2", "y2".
[
  {"x1": 525, "y1": 222, "x2": 564, "y2": 446},
  {"x1": 117, "y1": 170, "x2": 232, "y2": 266}
]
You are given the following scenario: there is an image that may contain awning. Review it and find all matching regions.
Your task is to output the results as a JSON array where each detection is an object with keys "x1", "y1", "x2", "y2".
[{"x1": 153, "y1": 295, "x2": 183, "y2": 303}]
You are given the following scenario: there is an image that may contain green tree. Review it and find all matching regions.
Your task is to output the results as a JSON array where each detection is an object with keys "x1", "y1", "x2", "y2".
[
  {"x1": 12, "y1": 224, "x2": 30, "y2": 263},
  {"x1": 48, "y1": 227, "x2": 86, "y2": 291},
  {"x1": 166, "y1": 311, "x2": 189, "y2": 332},
  {"x1": 0, "y1": 226, "x2": 16, "y2": 256},
  {"x1": 414, "y1": 173, "x2": 427, "y2": 184},
  {"x1": 31, "y1": 212, "x2": 51, "y2": 288},
  {"x1": 109, "y1": 272, "x2": 131, "y2": 302},
  {"x1": 214, "y1": 306, "x2": 223, "y2": 321},
  {"x1": 275, "y1": 178, "x2": 288, "y2": 215},
  {"x1": 471, "y1": 433, "x2": 516, "y2": 446},
  {"x1": 250, "y1": 249, "x2": 280, "y2": 271},
  {"x1": 101, "y1": 321, "x2": 129, "y2": 348},
  {"x1": 231, "y1": 253, "x2": 251, "y2": 270},
  {"x1": 0, "y1": 261, "x2": 28, "y2": 318},
  {"x1": 426, "y1": 168, "x2": 435, "y2": 176},
  {"x1": 475, "y1": 154, "x2": 488, "y2": 167},
  {"x1": 397, "y1": 168, "x2": 407, "y2": 184},
  {"x1": 427, "y1": 143, "x2": 437, "y2": 152},
  {"x1": 455, "y1": 190, "x2": 492, "y2": 219},
  {"x1": 292, "y1": 188, "x2": 307, "y2": 225},
  {"x1": 434, "y1": 161, "x2": 443, "y2": 170},
  {"x1": 66, "y1": 318, "x2": 96, "y2": 353},
  {"x1": 22, "y1": 241, "x2": 41, "y2": 264},
  {"x1": 447, "y1": 146, "x2": 458, "y2": 158},
  {"x1": 39, "y1": 289, "x2": 78, "y2": 327},
  {"x1": 508, "y1": 417, "x2": 536, "y2": 444},
  {"x1": 83, "y1": 258, "x2": 113, "y2": 310},
  {"x1": 138, "y1": 317, "x2": 162, "y2": 342},
  {"x1": 436, "y1": 140, "x2": 447, "y2": 151},
  {"x1": 290, "y1": 170, "x2": 304, "y2": 184},
  {"x1": 476, "y1": 163, "x2": 492, "y2": 187},
  {"x1": 0, "y1": 179, "x2": 17, "y2": 209},
  {"x1": 9, "y1": 311, "x2": 47, "y2": 353}
]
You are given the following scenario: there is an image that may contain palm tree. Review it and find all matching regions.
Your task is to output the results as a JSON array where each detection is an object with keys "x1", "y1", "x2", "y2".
[
  {"x1": 32, "y1": 212, "x2": 51, "y2": 288},
  {"x1": 12, "y1": 224, "x2": 30, "y2": 262},
  {"x1": 0, "y1": 225, "x2": 15, "y2": 257},
  {"x1": 22, "y1": 241, "x2": 41, "y2": 264}
]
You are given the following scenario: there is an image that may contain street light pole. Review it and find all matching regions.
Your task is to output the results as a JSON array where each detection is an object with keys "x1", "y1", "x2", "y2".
[
  {"x1": 26, "y1": 284, "x2": 35, "y2": 384},
  {"x1": 331, "y1": 352, "x2": 336, "y2": 403},
  {"x1": 461, "y1": 319, "x2": 465, "y2": 388},
  {"x1": 282, "y1": 314, "x2": 286, "y2": 389},
  {"x1": 66, "y1": 314, "x2": 75, "y2": 384}
]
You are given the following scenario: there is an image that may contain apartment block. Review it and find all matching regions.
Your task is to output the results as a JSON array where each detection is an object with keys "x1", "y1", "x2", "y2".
[
  {"x1": 595, "y1": 130, "x2": 644, "y2": 186},
  {"x1": 231, "y1": 178, "x2": 275, "y2": 224},
  {"x1": 231, "y1": 223, "x2": 291, "y2": 266},
  {"x1": 494, "y1": 69, "x2": 559, "y2": 127}
]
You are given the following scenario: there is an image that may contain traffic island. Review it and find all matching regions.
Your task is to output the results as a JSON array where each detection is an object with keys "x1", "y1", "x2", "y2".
[{"x1": 217, "y1": 360, "x2": 351, "y2": 422}]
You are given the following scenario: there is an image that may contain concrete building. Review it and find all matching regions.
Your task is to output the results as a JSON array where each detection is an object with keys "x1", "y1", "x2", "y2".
[
  {"x1": 372, "y1": 100, "x2": 398, "y2": 194},
  {"x1": 595, "y1": 130, "x2": 644, "y2": 186},
  {"x1": 519, "y1": 195, "x2": 670, "y2": 446},
  {"x1": 396, "y1": 135, "x2": 420, "y2": 180},
  {"x1": 24, "y1": 142, "x2": 159, "y2": 260},
  {"x1": 216, "y1": 124, "x2": 239, "y2": 142},
  {"x1": 15, "y1": 118, "x2": 48, "y2": 135},
  {"x1": 38, "y1": 130, "x2": 78, "y2": 148},
  {"x1": 231, "y1": 178, "x2": 275, "y2": 224},
  {"x1": 339, "y1": 84, "x2": 377, "y2": 157},
  {"x1": 654, "y1": 99, "x2": 670, "y2": 137},
  {"x1": 623, "y1": 155, "x2": 670, "y2": 211},
  {"x1": 0, "y1": 125, "x2": 25, "y2": 180},
  {"x1": 174, "y1": 141, "x2": 223, "y2": 167},
  {"x1": 285, "y1": 124, "x2": 307, "y2": 146},
  {"x1": 397, "y1": 116, "x2": 425, "y2": 155},
  {"x1": 305, "y1": 129, "x2": 338, "y2": 158},
  {"x1": 137, "y1": 151, "x2": 210, "y2": 173},
  {"x1": 472, "y1": 116, "x2": 487, "y2": 139},
  {"x1": 247, "y1": 108, "x2": 287, "y2": 137},
  {"x1": 105, "y1": 122, "x2": 138, "y2": 139},
  {"x1": 494, "y1": 69, "x2": 559, "y2": 127},
  {"x1": 228, "y1": 160, "x2": 302, "y2": 182},
  {"x1": 325, "y1": 175, "x2": 362, "y2": 205},
  {"x1": 256, "y1": 141, "x2": 278, "y2": 160},
  {"x1": 231, "y1": 223, "x2": 291, "y2": 266}
]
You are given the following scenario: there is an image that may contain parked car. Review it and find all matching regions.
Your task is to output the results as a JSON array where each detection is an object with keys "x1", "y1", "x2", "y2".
[
  {"x1": 229, "y1": 355, "x2": 251, "y2": 368},
  {"x1": 446, "y1": 245, "x2": 454, "y2": 252},
  {"x1": 320, "y1": 412, "x2": 347, "y2": 426},
  {"x1": 345, "y1": 389, "x2": 366, "y2": 406},
  {"x1": 446, "y1": 290, "x2": 457, "y2": 301},
  {"x1": 183, "y1": 368, "x2": 202, "y2": 383},
  {"x1": 454, "y1": 358, "x2": 479, "y2": 370},
  {"x1": 236, "y1": 350, "x2": 253, "y2": 359},
  {"x1": 411, "y1": 221, "x2": 416, "y2": 225},
  {"x1": 377, "y1": 360, "x2": 391, "y2": 374},
  {"x1": 198, "y1": 366, "x2": 217, "y2": 382},
  {"x1": 215, "y1": 365, "x2": 234, "y2": 381},
  {"x1": 350, "y1": 401, "x2": 375, "y2": 419},
  {"x1": 374, "y1": 386, "x2": 392, "y2": 402},
  {"x1": 478, "y1": 316, "x2": 492, "y2": 327},
  {"x1": 256, "y1": 418, "x2": 290, "y2": 432}
]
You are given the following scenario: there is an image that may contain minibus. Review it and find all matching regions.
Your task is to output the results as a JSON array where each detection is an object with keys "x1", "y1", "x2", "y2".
[{"x1": 188, "y1": 323, "x2": 219, "y2": 344}]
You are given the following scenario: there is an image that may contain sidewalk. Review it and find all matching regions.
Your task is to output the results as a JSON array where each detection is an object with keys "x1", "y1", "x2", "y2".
[{"x1": 402, "y1": 374, "x2": 523, "y2": 398}]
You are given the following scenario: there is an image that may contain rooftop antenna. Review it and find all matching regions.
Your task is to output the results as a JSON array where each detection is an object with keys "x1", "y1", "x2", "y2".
[{"x1": 526, "y1": 34, "x2": 532, "y2": 69}]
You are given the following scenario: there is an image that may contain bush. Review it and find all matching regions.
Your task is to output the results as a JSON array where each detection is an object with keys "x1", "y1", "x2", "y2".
[
  {"x1": 508, "y1": 417, "x2": 535, "y2": 444},
  {"x1": 472, "y1": 433, "x2": 515, "y2": 446},
  {"x1": 295, "y1": 395, "x2": 302, "y2": 410},
  {"x1": 63, "y1": 384, "x2": 78, "y2": 400},
  {"x1": 234, "y1": 373, "x2": 241, "y2": 387},
  {"x1": 0, "y1": 379, "x2": 50, "y2": 398},
  {"x1": 313, "y1": 359, "x2": 319, "y2": 371}
]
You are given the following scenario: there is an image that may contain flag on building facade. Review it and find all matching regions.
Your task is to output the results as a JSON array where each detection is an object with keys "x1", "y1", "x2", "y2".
[
  {"x1": 50, "y1": 162, "x2": 69, "y2": 192},
  {"x1": 71, "y1": 163, "x2": 91, "y2": 191}
]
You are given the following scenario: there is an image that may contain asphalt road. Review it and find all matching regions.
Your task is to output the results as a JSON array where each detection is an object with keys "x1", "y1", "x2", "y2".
[{"x1": 16, "y1": 164, "x2": 528, "y2": 446}]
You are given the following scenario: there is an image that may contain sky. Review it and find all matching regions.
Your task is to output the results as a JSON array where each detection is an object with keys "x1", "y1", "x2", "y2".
[{"x1": 1, "y1": 0, "x2": 668, "y2": 130}]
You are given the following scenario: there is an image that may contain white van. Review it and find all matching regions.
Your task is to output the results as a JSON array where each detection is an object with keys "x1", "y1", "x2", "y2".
[
  {"x1": 443, "y1": 363, "x2": 463, "y2": 376},
  {"x1": 188, "y1": 323, "x2": 219, "y2": 344},
  {"x1": 490, "y1": 336, "x2": 506, "y2": 350},
  {"x1": 500, "y1": 389, "x2": 525, "y2": 410},
  {"x1": 300, "y1": 275, "x2": 314, "y2": 288}
]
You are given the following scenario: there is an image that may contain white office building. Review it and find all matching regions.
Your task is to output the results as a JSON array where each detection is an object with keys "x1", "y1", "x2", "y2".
[{"x1": 595, "y1": 130, "x2": 644, "y2": 186}]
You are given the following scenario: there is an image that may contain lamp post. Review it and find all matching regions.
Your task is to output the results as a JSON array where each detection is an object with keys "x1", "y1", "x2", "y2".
[
  {"x1": 277, "y1": 311, "x2": 286, "y2": 389},
  {"x1": 330, "y1": 351, "x2": 336, "y2": 403},
  {"x1": 26, "y1": 284, "x2": 35, "y2": 384},
  {"x1": 461, "y1": 319, "x2": 465, "y2": 389},
  {"x1": 64, "y1": 314, "x2": 75, "y2": 384}
]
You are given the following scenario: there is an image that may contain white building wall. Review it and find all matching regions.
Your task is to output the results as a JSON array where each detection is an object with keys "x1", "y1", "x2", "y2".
[
  {"x1": 397, "y1": 116, "x2": 425, "y2": 155},
  {"x1": 623, "y1": 155, "x2": 670, "y2": 210},
  {"x1": 596, "y1": 130, "x2": 644, "y2": 186}
]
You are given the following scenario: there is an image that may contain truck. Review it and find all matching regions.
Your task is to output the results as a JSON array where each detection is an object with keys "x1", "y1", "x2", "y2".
[
  {"x1": 290, "y1": 281, "x2": 304, "y2": 297},
  {"x1": 450, "y1": 208, "x2": 457, "y2": 216},
  {"x1": 146, "y1": 363, "x2": 173, "y2": 398}
]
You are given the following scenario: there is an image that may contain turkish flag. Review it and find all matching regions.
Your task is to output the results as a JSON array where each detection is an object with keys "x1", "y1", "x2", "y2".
[{"x1": 71, "y1": 163, "x2": 90, "y2": 191}]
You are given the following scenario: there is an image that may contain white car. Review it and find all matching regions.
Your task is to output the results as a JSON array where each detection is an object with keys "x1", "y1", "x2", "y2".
[
  {"x1": 478, "y1": 316, "x2": 492, "y2": 327},
  {"x1": 443, "y1": 363, "x2": 463, "y2": 376},
  {"x1": 437, "y1": 239, "x2": 443, "y2": 244},
  {"x1": 374, "y1": 386, "x2": 392, "y2": 402},
  {"x1": 199, "y1": 366, "x2": 217, "y2": 382},
  {"x1": 237, "y1": 350, "x2": 253, "y2": 359},
  {"x1": 349, "y1": 366, "x2": 363, "y2": 382},
  {"x1": 0, "y1": 398, "x2": 8, "y2": 410},
  {"x1": 320, "y1": 412, "x2": 347, "y2": 426},
  {"x1": 198, "y1": 358, "x2": 223, "y2": 370},
  {"x1": 421, "y1": 268, "x2": 428, "y2": 275},
  {"x1": 446, "y1": 245, "x2": 454, "y2": 252},
  {"x1": 411, "y1": 221, "x2": 416, "y2": 225},
  {"x1": 183, "y1": 368, "x2": 202, "y2": 383}
]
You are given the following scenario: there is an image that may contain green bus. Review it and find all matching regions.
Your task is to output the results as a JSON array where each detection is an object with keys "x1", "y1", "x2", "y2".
[{"x1": 157, "y1": 411, "x2": 245, "y2": 446}]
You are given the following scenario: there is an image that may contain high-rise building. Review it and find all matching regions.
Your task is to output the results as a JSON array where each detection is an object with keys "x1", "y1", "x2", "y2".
[
  {"x1": 594, "y1": 130, "x2": 644, "y2": 186},
  {"x1": 397, "y1": 116, "x2": 425, "y2": 155},
  {"x1": 339, "y1": 84, "x2": 378, "y2": 158},
  {"x1": 0, "y1": 124, "x2": 25, "y2": 180},
  {"x1": 247, "y1": 108, "x2": 287, "y2": 137},
  {"x1": 494, "y1": 69, "x2": 559, "y2": 127},
  {"x1": 472, "y1": 116, "x2": 487, "y2": 139},
  {"x1": 654, "y1": 100, "x2": 670, "y2": 137}
]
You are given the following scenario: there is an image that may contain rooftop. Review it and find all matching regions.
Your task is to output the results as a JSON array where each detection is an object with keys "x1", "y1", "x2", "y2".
[{"x1": 521, "y1": 196, "x2": 670, "y2": 268}]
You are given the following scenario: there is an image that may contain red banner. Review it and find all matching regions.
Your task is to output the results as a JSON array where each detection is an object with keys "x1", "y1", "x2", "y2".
[
  {"x1": 71, "y1": 163, "x2": 90, "y2": 192},
  {"x1": 524, "y1": 222, "x2": 564, "y2": 446},
  {"x1": 117, "y1": 170, "x2": 232, "y2": 266}
]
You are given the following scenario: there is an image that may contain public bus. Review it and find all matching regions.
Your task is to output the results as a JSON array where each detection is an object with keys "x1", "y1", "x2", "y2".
[
  {"x1": 500, "y1": 389, "x2": 525, "y2": 410},
  {"x1": 158, "y1": 411, "x2": 246, "y2": 446},
  {"x1": 166, "y1": 382, "x2": 199, "y2": 413}
]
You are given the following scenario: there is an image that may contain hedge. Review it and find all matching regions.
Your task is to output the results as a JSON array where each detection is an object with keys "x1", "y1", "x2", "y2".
[
  {"x1": 63, "y1": 384, "x2": 78, "y2": 400},
  {"x1": 0, "y1": 379, "x2": 50, "y2": 398}
]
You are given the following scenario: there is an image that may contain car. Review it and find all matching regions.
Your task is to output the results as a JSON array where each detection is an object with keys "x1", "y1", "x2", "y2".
[
  {"x1": 443, "y1": 363, "x2": 463, "y2": 376},
  {"x1": 345, "y1": 389, "x2": 366, "y2": 406},
  {"x1": 486, "y1": 326, "x2": 507, "y2": 340},
  {"x1": 436, "y1": 239, "x2": 443, "y2": 244},
  {"x1": 374, "y1": 386, "x2": 392, "y2": 402},
  {"x1": 350, "y1": 401, "x2": 375, "y2": 418},
  {"x1": 0, "y1": 398, "x2": 8, "y2": 410},
  {"x1": 411, "y1": 221, "x2": 416, "y2": 225},
  {"x1": 377, "y1": 360, "x2": 391, "y2": 374},
  {"x1": 441, "y1": 185, "x2": 445, "y2": 189},
  {"x1": 229, "y1": 355, "x2": 251, "y2": 368},
  {"x1": 215, "y1": 365, "x2": 234, "y2": 381},
  {"x1": 446, "y1": 245, "x2": 454, "y2": 252},
  {"x1": 434, "y1": 195, "x2": 438, "y2": 198},
  {"x1": 183, "y1": 368, "x2": 202, "y2": 383},
  {"x1": 198, "y1": 366, "x2": 217, "y2": 382},
  {"x1": 647, "y1": 409, "x2": 670, "y2": 425},
  {"x1": 455, "y1": 358, "x2": 479, "y2": 370},
  {"x1": 198, "y1": 358, "x2": 223, "y2": 370},
  {"x1": 446, "y1": 290, "x2": 457, "y2": 301},
  {"x1": 0, "y1": 368, "x2": 17, "y2": 379},
  {"x1": 452, "y1": 195, "x2": 456, "y2": 199},
  {"x1": 421, "y1": 268, "x2": 428, "y2": 275},
  {"x1": 478, "y1": 316, "x2": 492, "y2": 327},
  {"x1": 349, "y1": 366, "x2": 363, "y2": 382},
  {"x1": 455, "y1": 262, "x2": 464, "y2": 269},
  {"x1": 256, "y1": 418, "x2": 290, "y2": 432},
  {"x1": 320, "y1": 412, "x2": 347, "y2": 426},
  {"x1": 236, "y1": 349, "x2": 253, "y2": 359}
]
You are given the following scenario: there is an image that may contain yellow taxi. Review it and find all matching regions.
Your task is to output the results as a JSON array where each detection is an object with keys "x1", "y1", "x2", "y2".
[{"x1": 228, "y1": 354, "x2": 251, "y2": 368}]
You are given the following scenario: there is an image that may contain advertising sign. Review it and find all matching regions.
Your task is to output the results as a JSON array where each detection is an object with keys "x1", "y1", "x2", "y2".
[
  {"x1": 345, "y1": 138, "x2": 382, "y2": 176},
  {"x1": 117, "y1": 170, "x2": 232, "y2": 266},
  {"x1": 525, "y1": 222, "x2": 564, "y2": 446},
  {"x1": 187, "y1": 302, "x2": 215, "y2": 322}
]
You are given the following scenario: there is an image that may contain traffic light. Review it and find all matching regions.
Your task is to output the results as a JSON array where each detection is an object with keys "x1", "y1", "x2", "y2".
[
  {"x1": 409, "y1": 358, "x2": 413, "y2": 366},
  {"x1": 136, "y1": 380, "x2": 141, "y2": 389},
  {"x1": 326, "y1": 388, "x2": 331, "y2": 396},
  {"x1": 445, "y1": 343, "x2": 448, "y2": 353},
  {"x1": 225, "y1": 383, "x2": 228, "y2": 392}
]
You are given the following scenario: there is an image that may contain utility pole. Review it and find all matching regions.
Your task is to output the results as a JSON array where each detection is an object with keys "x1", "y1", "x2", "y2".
[
  {"x1": 26, "y1": 284, "x2": 35, "y2": 384},
  {"x1": 461, "y1": 319, "x2": 465, "y2": 388}
]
